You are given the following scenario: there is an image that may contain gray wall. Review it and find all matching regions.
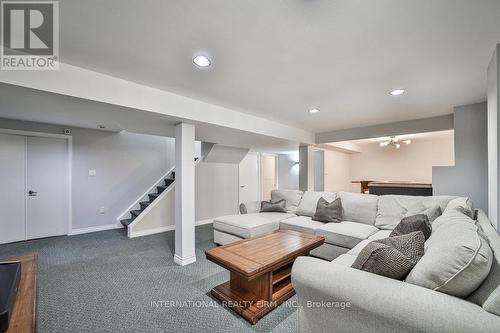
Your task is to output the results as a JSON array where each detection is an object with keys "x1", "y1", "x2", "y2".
[
  {"x1": 0, "y1": 118, "x2": 175, "y2": 230},
  {"x1": 195, "y1": 162, "x2": 239, "y2": 220},
  {"x1": 314, "y1": 150, "x2": 325, "y2": 191},
  {"x1": 433, "y1": 102, "x2": 488, "y2": 211},
  {"x1": 277, "y1": 153, "x2": 299, "y2": 190}
]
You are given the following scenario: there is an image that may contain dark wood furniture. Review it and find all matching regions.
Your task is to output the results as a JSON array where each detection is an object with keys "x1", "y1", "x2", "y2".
[
  {"x1": 352, "y1": 180, "x2": 374, "y2": 193},
  {"x1": 205, "y1": 230, "x2": 324, "y2": 324},
  {"x1": 0, "y1": 254, "x2": 37, "y2": 333},
  {"x1": 368, "y1": 181, "x2": 433, "y2": 196}
]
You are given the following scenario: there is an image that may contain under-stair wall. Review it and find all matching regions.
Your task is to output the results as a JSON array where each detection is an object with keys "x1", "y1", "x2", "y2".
[{"x1": 127, "y1": 144, "x2": 249, "y2": 238}]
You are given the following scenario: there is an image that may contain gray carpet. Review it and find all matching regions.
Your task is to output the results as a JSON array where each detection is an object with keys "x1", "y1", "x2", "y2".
[{"x1": 0, "y1": 225, "x2": 298, "y2": 333}]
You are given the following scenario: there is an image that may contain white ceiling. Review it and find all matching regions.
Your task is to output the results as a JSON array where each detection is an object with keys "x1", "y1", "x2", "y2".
[{"x1": 57, "y1": 0, "x2": 500, "y2": 133}]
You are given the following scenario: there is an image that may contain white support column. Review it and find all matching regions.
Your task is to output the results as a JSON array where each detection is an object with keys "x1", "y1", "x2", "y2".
[
  {"x1": 174, "y1": 123, "x2": 196, "y2": 265},
  {"x1": 488, "y1": 44, "x2": 500, "y2": 231},
  {"x1": 299, "y1": 145, "x2": 315, "y2": 191}
]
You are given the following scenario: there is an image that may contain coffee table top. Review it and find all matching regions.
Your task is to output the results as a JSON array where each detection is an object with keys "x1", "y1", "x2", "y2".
[{"x1": 206, "y1": 230, "x2": 324, "y2": 278}]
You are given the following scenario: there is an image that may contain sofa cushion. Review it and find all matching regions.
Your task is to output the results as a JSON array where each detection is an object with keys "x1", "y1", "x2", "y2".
[
  {"x1": 390, "y1": 214, "x2": 432, "y2": 240},
  {"x1": 315, "y1": 222, "x2": 379, "y2": 248},
  {"x1": 406, "y1": 210, "x2": 493, "y2": 298},
  {"x1": 338, "y1": 192, "x2": 379, "y2": 225},
  {"x1": 444, "y1": 197, "x2": 475, "y2": 219},
  {"x1": 347, "y1": 239, "x2": 372, "y2": 256},
  {"x1": 375, "y1": 195, "x2": 426, "y2": 230},
  {"x1": 260, "y1": 199, "x2": 286, "y2": 213},
  {"x1": 368, "y1": 229, "x2": 392, "y2": 241},
  {"x1": 213, "y1": 212, "x2": 293, "y2": 239},
  {"x1": 351, "y1": 232, "x2": 425, "y2": 280},
  {"x1": 279, "y1": 216, "x2": 325, "y2": 234},
  {"x1": 331, "y1": 253, "x2": 357, "y2": 267},
  {"x1": 312, "y1": 197, "x2": 343, "y2": 223},
  {"x1": 406, "y1": 205, "x2": 442, "y2": 223},
  {"x1": 271, "y1": 189, "x2": 303, "y2": 214},
  {"x1": 376, "y1": 195, "x2": 455, "y2": 230},
  {"x1": 467, "y1": 210, "x2": 500, "y2": 316},
  {"x1": 297, "y1": 191, "x2": 337, "y2": 217}
]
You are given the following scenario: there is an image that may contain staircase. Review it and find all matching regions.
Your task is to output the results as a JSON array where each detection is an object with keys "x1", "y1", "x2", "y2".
[
  {"x1": 119, "y1": 157, "x2": 199, "y2": 229},
  {"x1": 120, "y1": 172, "x2": 175, "y2": 228}
]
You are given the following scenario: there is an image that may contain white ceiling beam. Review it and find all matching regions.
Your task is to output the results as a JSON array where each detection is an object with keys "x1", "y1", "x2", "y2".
[{"x1": 0, "y1": 62, "x2": 315, "y2": 145}]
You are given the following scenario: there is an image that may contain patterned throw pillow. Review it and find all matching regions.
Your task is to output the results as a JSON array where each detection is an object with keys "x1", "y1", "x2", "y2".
[
  {"x1": 390, "y1": 214, "x2": 432, "y2": 240},
  {"x1": 260, "y1": 199, "x2": 287, "y2": 213},
  {"x1": 312, "y1": 197, "x2": 343, "y2": 223},
  {"x1": 351, "y1": 231, "x2": 425, "y2": 280}
]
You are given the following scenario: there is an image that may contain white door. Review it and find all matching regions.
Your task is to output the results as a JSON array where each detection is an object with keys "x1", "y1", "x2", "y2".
[
  {"x1": 0, "y1": 133, "x2": 26, "y2": 244},
  {"x1": 26, "y1": 136, "x2": 68, "y2": 239},
  {"x1": 239, "y1": 153, "x2": 259, "y2": 204},
  {"x1": 262, "y1": 155, "x2": 276, "y2": 201}
]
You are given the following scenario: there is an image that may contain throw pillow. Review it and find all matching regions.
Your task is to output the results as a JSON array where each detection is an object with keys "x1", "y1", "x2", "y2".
[
  {"x1": 390, "y1": 214, "x2": 432, "y2": 240},
  {"x1": 260, "y1": 199, "x2": 287, "y2": 213},
  {"x1": 312, "y1": 197, "x2": 343, "y2": 223},
  {"x1": 351, "y1": 231, "x2": 425, "y2": 280}
]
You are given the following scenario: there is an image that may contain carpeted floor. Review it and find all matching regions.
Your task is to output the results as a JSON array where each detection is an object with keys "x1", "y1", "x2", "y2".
[{"x1": 0, "y1": 224, "x2": 298, "y2": 333}]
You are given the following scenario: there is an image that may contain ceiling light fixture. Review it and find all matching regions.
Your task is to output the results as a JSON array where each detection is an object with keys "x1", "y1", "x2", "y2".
[
  {"x1": 309, "y1": 108, "x2": 319, "y2": 114},
  {"x1": 379, "y1": 136, "x2": 412, "y2": 149},
  {"x1": 389, "y1": 89, "x2": 405, "y2": 96},
  {"x1": 193, "y1": 55, "x2": 211, "y2": 67}
]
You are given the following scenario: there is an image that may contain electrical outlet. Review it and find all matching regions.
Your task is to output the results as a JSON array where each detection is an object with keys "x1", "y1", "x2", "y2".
[
  {"x1": 99, "y1": 206, "x2": 105, "y2": 214},
  {"x1": 89, "y1": 169, "x2": 96, "y2": 176}
]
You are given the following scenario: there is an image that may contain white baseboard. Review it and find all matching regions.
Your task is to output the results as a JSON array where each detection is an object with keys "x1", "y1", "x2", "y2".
[
  {"x1": 70, "y1": 223, "x2": 122, "y2": 236},
  {"x1": 128, "y1": 219, "x2": 213, "y2": 238},
  {"x1": 128, "y1": 225, "x2": 175, "y2": 238},
  {"x1": 174, "y1": 254, "x2": 197, "y2": 266}
]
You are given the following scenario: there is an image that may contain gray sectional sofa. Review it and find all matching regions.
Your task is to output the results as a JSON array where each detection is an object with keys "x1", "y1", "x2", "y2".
[
  {"x1": 214, "y1": 189, "x2": 455, "y2": 261},
  {"x1": 212, "y1": 189, "x2": 500, "y2": 332}
]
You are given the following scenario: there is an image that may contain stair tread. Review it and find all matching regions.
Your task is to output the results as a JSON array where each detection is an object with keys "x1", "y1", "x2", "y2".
[
  {"x1": 121, "y1": 219, "x2": 133, "y2": 227},
  {"x1": 140, "y1": 201, "x2": 150, "y2": 207},
  {"x1": 130, "y1": 209, "x2": 142, "y2": 216}
]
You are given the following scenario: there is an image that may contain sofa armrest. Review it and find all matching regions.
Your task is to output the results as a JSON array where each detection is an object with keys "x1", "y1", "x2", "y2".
[
  {"x1": 239, "y1": 201, "x2": 261, "y2": 214},
  {"x1": 292, "y1": 256, "x2": 500, "y2": 333}
]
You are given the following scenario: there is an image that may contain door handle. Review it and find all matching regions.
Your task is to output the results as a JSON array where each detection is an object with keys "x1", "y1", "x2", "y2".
[
  {"x1": 240, "y1": 185, "x2": 245, "y2": 188},
  {"x1": 28, "y1": 190, "x2": 37, "y2": 196}
]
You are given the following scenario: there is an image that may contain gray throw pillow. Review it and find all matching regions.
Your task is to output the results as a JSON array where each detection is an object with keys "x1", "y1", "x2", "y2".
[
  {"x1": 312, "y1": 197, "x2": 343, "y2": 223},
  {"x1": 351, "y1": 231, "x2": 425, "y2": 280},
  {"x1": 260, "y1": 199, "x2": 286, "y2": 213},
  {"x1": 390, "y1": 214, "x2": 432, "y2": 240}
]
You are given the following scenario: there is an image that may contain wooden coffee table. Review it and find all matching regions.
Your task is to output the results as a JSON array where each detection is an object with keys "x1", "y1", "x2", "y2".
[{"x1": 205, "y1": 229, "x2": 324, "y2": 324}]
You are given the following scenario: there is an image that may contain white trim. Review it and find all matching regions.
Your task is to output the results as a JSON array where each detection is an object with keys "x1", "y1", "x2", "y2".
[
  {"x1": 174, "y1": 254, "x2": 197, "y2": 266},
  {"x1": 128, "y1": 225, "x2": 175, "y2": 238},
  {"x1": 0, "y1": 128, "x2": 73, "y2": 236},
  {"x1": 128, "y1": 219, "x2": 213, "y2": 238},
  {"x1": 116, "y1": 165, "x2": 175, "y2": 223},
  {"x1": 69, "y1": 223, "x2": 122, "y2": 236}
]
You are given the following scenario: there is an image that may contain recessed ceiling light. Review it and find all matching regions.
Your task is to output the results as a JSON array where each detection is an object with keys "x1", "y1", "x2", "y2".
[
  {"x1": 389, "y1": 89, "x2": 405, "y2": 96},
  {"x1": 309, "y1": 108, "x2": 320, "y2": 114},
  {"x1": 193, "y1": 55, "x2": 211, "y2": 67}
]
